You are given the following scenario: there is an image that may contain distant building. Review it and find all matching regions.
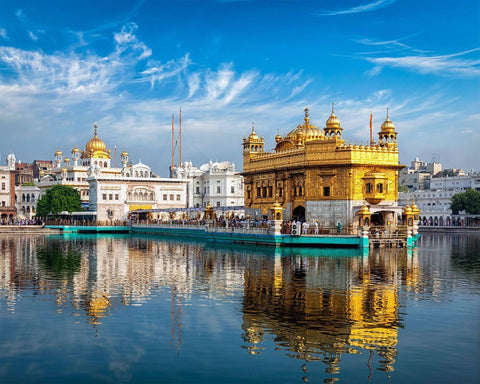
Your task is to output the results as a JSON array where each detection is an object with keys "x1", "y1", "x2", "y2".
[
  {"x1": 0, "y1": 154, "x2": 16, "y2": 222},
  {"x1": 15, "y1": 162, "x2": 34, "y2": 186},
  {"x1": 399, "y1": 172, "x2": 480, "y2": 226},
  {"x1": 174, "y1": 160, "x2": 244, "y2": 209},
  {"x1": 15, "y1": 184, "x2": 41, "y2": 219},
  {"x1": 398, "y1": 157, "x2": 442, "y2": 191},
  {"x1": 34, "y1": 123, "x2": 188, "y2": 222},
  {"x1": 32, "y1": 160, "x2": 54, "y2": 179}
]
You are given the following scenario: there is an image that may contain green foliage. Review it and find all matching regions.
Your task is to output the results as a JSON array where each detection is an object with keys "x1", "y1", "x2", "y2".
[
  {"x1": 451, "y1": 189, "x2": 480, "y2": 214},
  {"x1": 36, "y1": 184, "x2": 82, "y2": 216},
  {"x1": 36, "y1": 240, "x2": 82, "y2": 278},
  {"x1": 398, "y1": 183, "x2": 410, "y2": 193},
  {"x1": 22, "y1": 182, "x2": 36, "y2": 186}
]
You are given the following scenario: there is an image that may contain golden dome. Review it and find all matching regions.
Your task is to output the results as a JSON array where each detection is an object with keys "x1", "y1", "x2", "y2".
[
  {"x1": 85, "y1": 123, "x2": 107, "y2": 154},
  {"x1": 381, "y1": 108, "x2": 396, "y2": 132},
  {"x1": 285, "y1": 108, "x2": 323, "y2": 141},
  {"x1": 72, "y1": 146, "x2": 79, "y2": 153},
  {"x1": 275, "y1": 130, "x2": 283, "y2": 143},
  {"x1": 64, "y1": 158, "x2": 70, "y2": 163},
  {"x1": 121, "y1": 150, "x2": 128, "y2": 157},
  {"x1": 61, "y1": 166, "x2": 67, "y2": 173},
  {"x1": 39, "y1": 170, "x2": 45, "y2": 176},
  {"x1": 248, "y1": 123, "x2": 260, "y2": 141},
  {"x1": 326, "y1": 108, "x2": 341, "y2": 129},
  {"x1": 55, "y1": 149, "x2": 62, "y2": 156},
  {"x1": 357, "y1": 204, "x2": 370, "y2": 215},
  {"x1": 404, "y1": 205, "x2": 412, "y2": 214}
]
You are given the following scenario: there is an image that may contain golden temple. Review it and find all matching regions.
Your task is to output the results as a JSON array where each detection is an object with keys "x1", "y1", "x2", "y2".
[{"x1": 242, "y1": 105, "x2": 405, "y2": 229}]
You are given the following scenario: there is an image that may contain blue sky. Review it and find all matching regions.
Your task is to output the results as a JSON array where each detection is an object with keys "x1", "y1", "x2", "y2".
[{"x1": 0, "y1": 0, "x2": 478, "y2": 176}]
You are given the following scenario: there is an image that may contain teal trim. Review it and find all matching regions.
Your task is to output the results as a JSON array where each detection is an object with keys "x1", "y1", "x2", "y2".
[
  {"x1": 45, "y1": 225, "x2": 131, "y2": 234},
  {"x1": 131, "y1": 225, "x2": 363, "y2": 248}
]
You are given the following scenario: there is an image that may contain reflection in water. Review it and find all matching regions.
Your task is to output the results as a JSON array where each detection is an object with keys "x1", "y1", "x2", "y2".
[
  {"x1": 241, "y1": 248, "x2": 419, "y2": 382},
  {"x1": 0, "y1": 233, "x2": 478, "y2": 383}
]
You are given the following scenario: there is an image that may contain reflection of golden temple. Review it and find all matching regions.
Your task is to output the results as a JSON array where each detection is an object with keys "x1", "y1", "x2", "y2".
[{"x1": 241, "y1": 249, "x2": 417, "y2": 380}]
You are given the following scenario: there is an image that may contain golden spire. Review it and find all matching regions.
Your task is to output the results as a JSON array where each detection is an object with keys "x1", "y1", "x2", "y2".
[
  {"x1": 94, "y1": 122, "x2": 98, "y2": 136},
  {"x1": 304, "y1": 107, "x2": 310, "y2": 124}
]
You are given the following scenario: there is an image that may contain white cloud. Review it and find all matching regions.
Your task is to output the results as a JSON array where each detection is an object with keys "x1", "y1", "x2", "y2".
[
  {"x1": 366, "y1": 48, "x2": 480, "y2": 77},
  {"x1": 317, "y1": 0, "x2": 396, "y2": 16},
  {"x1": 28, "y1": 30, "x2": 38, "y2": 41},
  {"x1": 0, "y1": 28, "x2": 7, "y2": 40}
]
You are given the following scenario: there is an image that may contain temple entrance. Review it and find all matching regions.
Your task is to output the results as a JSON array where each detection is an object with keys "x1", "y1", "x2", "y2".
[
  {"x1": 292, "y1": 205, "x2": 305, "y2": 222},
  {"x1": 371, "y1": 212, "x2": 384, "y2": 226}
]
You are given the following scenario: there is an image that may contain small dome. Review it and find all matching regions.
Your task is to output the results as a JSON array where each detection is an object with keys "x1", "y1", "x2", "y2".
[
  {"x1": 55, "y1": 150, "x2": 62, "y2": 156},
  {"x1": 357, "y1": 204, "x2": 370, "y2": 215},
  {"x1": 381, "y1": 108, "x2": 396, "y2": 132},
  {"x1": 64, "y1": 158, "x2": 70, "y2": 163},
  {"x1": 404, "y1": 205, "x2": 412, "y2": 214},
  {"x1": 72, "y1": 146, "x2": 79, "y2": 153},
  {"x1": 85, "y1": 123, "x2": 107, "y2": 154},
  {"x1": 121, "y1": 150, "x2": 128, "y2": 157},
  {"x1": 326, "y1": 112, "x2": 340, "y2": 129},
  {"x1": 61, "y1": 166, "x2": 67, "y2": 173},
  {"x1": 39, "y1": 170, "x2": 45, "y2": 176},
  {"x1": 275, "y1": 130, "x2": 283, "y2": 143}
]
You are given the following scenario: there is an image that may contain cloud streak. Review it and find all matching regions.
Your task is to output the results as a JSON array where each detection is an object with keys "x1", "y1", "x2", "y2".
[
  {"x1": 317, "y1": 0, "x2": 396, "y2": 16},
  {"x1": 365, "y1": 48, "x2": 480, "y2": 77}
]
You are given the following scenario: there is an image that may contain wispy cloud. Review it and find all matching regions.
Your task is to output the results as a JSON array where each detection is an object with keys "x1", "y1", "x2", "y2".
[
  {"x1": 0, "y1": 28, "x2": 7, "y2": 40},
  {"x1": 366, "y1": 48, "x2": 480, "y2": 77},
  {"x1": 317, "y1": 0, "x2": 396, "y2": 16}
]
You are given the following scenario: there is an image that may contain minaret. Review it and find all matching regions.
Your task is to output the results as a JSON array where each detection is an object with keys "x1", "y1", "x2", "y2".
[
  {"x1": 72, "y1": 147, "x2": 80, "y2": 166},
  {"x1": 378, "y1": 107, "x2": 398, "y2": 147},
  {"x1": 324, "y1": 103, "x2": 343, "y2": 138},
  {"x1": 55, "y1": 150, "x2": 63, "y2": 168},
  {"x1": 121, "y1": 151, "x2": 129, "y2": 168},
  {"x1": 242, "y1": 122, "x2": 264, "y2": 155}
]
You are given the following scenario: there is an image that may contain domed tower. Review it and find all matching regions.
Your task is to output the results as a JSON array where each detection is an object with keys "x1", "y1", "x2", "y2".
[
  {"x1": 378, "y1": 108, "x2": 397, "y2": 147},
  {"x1": 6, "y1": 153, "x2": 16, "y2": 170},
  {"x1": 324, "y1": 103, "x2": 343, "y2": 138},
  {"x1": 243, "y1": 122, "x2": 264, "y2": 155},
  {"x1": 54, "y1": 150, "x2": 63, "y2": 168},
  {"x1": 71, "y1": 146, "x2": 80, "y2": 166},
  {"x1": 120, "y1": 150, "x2": 129, "y2": 168},
  {"x1": 81, "y1": 123, "x2": 111, "y2": 165}
]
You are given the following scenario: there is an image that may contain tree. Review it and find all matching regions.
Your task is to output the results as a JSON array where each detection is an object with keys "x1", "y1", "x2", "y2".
[
  {"x1": 398, "y1": 183, "x2": 410, "y2": 193},
  {"x1": 451, "y1": 189, "x2": 480, "y2": 214},
  {"x1": 36, "y1": 185, "x2": 82, "y2": 217}
]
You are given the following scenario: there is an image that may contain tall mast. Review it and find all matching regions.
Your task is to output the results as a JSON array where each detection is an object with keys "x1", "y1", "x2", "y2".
[
  {"x1": 171, "y1": 113, "x2": 175, "y2": 178},
  {"x1": 179, "y1": 106, "x2": 182, "y2": 168},
  {"x1": 369, "y1": 111, "x2": 373, "y2": 145},
  {"x1": 114, "y1": 145, "x2": 117, "y2": 168}
]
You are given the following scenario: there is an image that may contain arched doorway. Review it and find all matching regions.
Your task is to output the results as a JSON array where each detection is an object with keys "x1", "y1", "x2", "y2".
[
  {"x1": 292, "y1": 205, "x2": 305, "y2": 221},
  {"x1": 371, "y1": 212, "x2": 384, "y2": 226}
]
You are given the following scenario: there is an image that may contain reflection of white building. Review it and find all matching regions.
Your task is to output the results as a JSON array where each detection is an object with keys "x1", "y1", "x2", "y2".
[{"x1": 175, "y1": 160, "x2": 244, "y2": 208}]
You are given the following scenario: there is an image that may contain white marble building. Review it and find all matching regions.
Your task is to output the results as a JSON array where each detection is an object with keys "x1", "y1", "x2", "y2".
[{"x1": 174, "y1": 160, "x2": 244, "y2": 209}]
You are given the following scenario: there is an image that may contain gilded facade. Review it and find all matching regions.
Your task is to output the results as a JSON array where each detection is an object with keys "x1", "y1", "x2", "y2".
[{"x1": 242, "y1": 106, "x2": 405, "y2": 229}]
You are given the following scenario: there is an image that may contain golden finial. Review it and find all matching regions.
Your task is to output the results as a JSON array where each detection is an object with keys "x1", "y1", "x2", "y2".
[
  {"x1": 304, "y1": 107, "x2": 310, "y2": 123},
  {"x1": 386, "y1": 107, "x2": 389, "y2": 119},
  {"x1": 332, "y1": 102, "x2": 335, "y2": 113},
  {"x1": 94, "y1": 122, "x2": 98, "y2": 136},
  {"x1": 252, "y1": 122, "x2": 255, "y2": 133}
]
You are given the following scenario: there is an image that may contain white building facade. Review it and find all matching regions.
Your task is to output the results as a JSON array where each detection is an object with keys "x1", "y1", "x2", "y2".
[
  {"x1": 399, "y1": 173, "x2": 480, "y2": 226},
  {"x1": 175, "y1": 161, "x2": 244, "y2": 209}
]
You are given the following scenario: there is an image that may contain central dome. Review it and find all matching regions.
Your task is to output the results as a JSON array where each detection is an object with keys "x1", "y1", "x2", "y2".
[
  {"x1": 85, "y1": 124, "x2": 107, "y2": 153},
  {"x1": 285, "y1": 108, "x2": 324, "y2": 141}
]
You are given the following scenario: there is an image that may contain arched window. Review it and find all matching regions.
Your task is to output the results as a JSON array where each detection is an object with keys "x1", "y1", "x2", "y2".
[
  {"x1": 149, "y1": 192, "x2": 154, "y2": 200},
  {"x1": 365, "y1": 183, "x2": 372, "y2": 194},
  {"x1": 104, "y1": 161, "x2": 107, "y2": 167},
  {"x1": 376, "y1": 183, "x2": 383, "y2": 193}
]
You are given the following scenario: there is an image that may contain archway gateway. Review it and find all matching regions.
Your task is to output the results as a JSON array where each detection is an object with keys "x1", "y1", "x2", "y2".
[{"x1": 292, "y1": 205, "x2": 305, "y2": 221}]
